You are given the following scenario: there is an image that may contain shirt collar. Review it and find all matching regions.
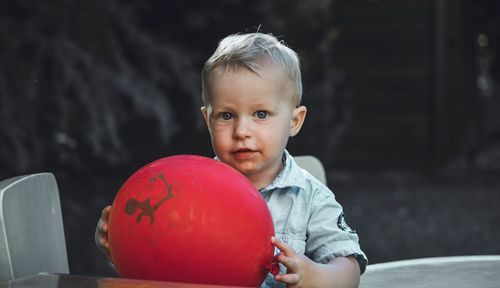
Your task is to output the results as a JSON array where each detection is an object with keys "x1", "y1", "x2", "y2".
[
  {"x1": 213, "y1": 150, "x2": 307, "y2": 192},
  {"x1": 260, "y1": 150, "x2": 307, "y2": 192}
]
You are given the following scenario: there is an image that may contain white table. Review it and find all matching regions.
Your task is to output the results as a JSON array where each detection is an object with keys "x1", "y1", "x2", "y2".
[{"x1": 360, "y1": 255, "x2": 500, "y2": 288}]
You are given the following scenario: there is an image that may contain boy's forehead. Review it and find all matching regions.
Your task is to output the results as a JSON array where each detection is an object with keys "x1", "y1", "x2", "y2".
[{"x1": 207, "y1": 65, "x2": 296, "y2": 106}]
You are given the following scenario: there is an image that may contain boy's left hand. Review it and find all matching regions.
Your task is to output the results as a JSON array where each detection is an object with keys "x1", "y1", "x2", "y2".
[{"x1": 271, "y1": 236, "x2": 315, "y2": 287}]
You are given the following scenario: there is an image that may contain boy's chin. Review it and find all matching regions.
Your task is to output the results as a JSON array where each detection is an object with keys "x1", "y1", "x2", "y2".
[
  {"x1": 230, "y1": 162, "x2": 257, "y2": 175},
  {"x1": 225, "y1": 161, "x2": 259, "y2": 177}
]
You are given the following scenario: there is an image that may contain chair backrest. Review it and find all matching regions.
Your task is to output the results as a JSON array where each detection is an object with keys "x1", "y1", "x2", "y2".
[
  {"x1": 0, "y1": 173, "x2": 69, "y2": 281},
  {"x1": 294, "y1": 155, "x2": 327, "y2": 184}
]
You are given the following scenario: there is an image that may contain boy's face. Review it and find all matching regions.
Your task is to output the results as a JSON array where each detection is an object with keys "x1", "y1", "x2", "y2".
[{"x1": 201, "y1": 65, "x2": 306, "y2": 189}]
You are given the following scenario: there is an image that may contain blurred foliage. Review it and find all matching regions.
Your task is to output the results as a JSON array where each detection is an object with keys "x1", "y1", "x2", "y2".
[{"x1": 0, "y1": 0, "x2": 200, "y2": 174}]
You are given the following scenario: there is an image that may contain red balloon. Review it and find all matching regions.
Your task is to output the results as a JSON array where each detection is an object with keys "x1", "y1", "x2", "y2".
[{"x1": 108, "y1": 155, "x2": 276, "y2": 287}]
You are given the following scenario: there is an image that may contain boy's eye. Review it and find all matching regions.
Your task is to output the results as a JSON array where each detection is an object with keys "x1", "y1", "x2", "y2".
[
  {"x1": 220, "y1": 112, "x2": 233, "y2": 120},
  {"x1": 255, "y1": 111, "x2": 268, "y2": 119}
]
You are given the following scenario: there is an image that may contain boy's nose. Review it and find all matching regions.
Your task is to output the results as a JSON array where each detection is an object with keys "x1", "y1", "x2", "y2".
[{"x1": 233, "y1": 118, "x2": 252, "y2": 139}]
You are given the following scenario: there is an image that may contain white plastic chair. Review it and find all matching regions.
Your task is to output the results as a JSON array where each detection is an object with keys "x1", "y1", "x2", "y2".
[
  {"x1": 295, "y1": 155, "x2": 327, "y2": 184},
  {"x1": 0, "y1": 173, "x2": 69, "y2": 282}
]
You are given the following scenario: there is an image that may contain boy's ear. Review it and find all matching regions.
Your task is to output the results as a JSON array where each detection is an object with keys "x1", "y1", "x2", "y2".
[
  {"x1": 290, "y1": 105, "x2": 307, "y2": 137},
  {"x1": 201, "y1": 106, "x2": 209, "y2": 125}
]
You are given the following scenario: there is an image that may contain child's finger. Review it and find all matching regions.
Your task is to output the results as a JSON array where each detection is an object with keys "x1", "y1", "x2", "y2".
[
  {"x1": 271, "y1": 236, "x2": 296, "y2": 256},
  {"x1": 98, "y1": 235, "x2": 112, "y2": 260},
  {"x1": 99, "y1": 237, "x2": 109, "y2": 249},
  {"x1": 275, "y1": 251, "x2": 299, "y2": 272},
  {"x1": 99, "y1": 221, "x2": 108, "y2": 233},
  {"x1": 275, "y1": 273, "x2": 300, "y2": 285},
  {"x1": 102, "y1": 205, "x2": 112, "y2": 221}
]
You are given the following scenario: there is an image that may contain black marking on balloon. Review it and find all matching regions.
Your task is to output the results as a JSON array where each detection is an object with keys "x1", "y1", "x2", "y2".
[{"x1": 124, "y1": 173, "x2": 173, "y2": 224}]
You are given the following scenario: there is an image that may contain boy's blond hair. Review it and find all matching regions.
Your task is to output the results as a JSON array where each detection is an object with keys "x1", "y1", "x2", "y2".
[{"x1": 201, "y1": 33, "x2": 302, "y2": 107}]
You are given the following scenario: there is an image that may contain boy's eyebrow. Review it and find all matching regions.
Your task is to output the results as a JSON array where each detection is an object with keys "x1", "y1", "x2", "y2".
[
  {"x1": 210, "y1": 101, "x2": 280, "y2": 111},
  {"x1": 208, "y1": 103, "x2": 236, "y2": 111}
]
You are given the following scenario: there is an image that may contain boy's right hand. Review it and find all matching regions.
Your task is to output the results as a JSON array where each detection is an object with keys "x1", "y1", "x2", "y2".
[{"x1": 95, "y1": 205, "x2": 112, "y2": 261}]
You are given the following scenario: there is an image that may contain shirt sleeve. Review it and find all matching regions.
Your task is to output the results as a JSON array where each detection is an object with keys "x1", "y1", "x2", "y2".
[{"x1": 304, "y1": 184, "x2": 368, "y2": 274}]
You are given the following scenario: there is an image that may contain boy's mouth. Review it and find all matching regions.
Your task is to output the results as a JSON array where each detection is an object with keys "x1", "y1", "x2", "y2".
[{"x1": 232, "y1": 148, "x2": 256, "y2": 160}]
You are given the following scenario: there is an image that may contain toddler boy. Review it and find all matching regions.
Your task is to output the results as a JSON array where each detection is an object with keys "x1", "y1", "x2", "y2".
[{"x1": 96, "y1": 32, "x2": 367, "y2": 287}]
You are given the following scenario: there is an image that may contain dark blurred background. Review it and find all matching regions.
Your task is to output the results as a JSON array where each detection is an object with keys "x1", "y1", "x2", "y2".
[{"x1": 1, "y1": 0, "x2": 499, "y2": 277}]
